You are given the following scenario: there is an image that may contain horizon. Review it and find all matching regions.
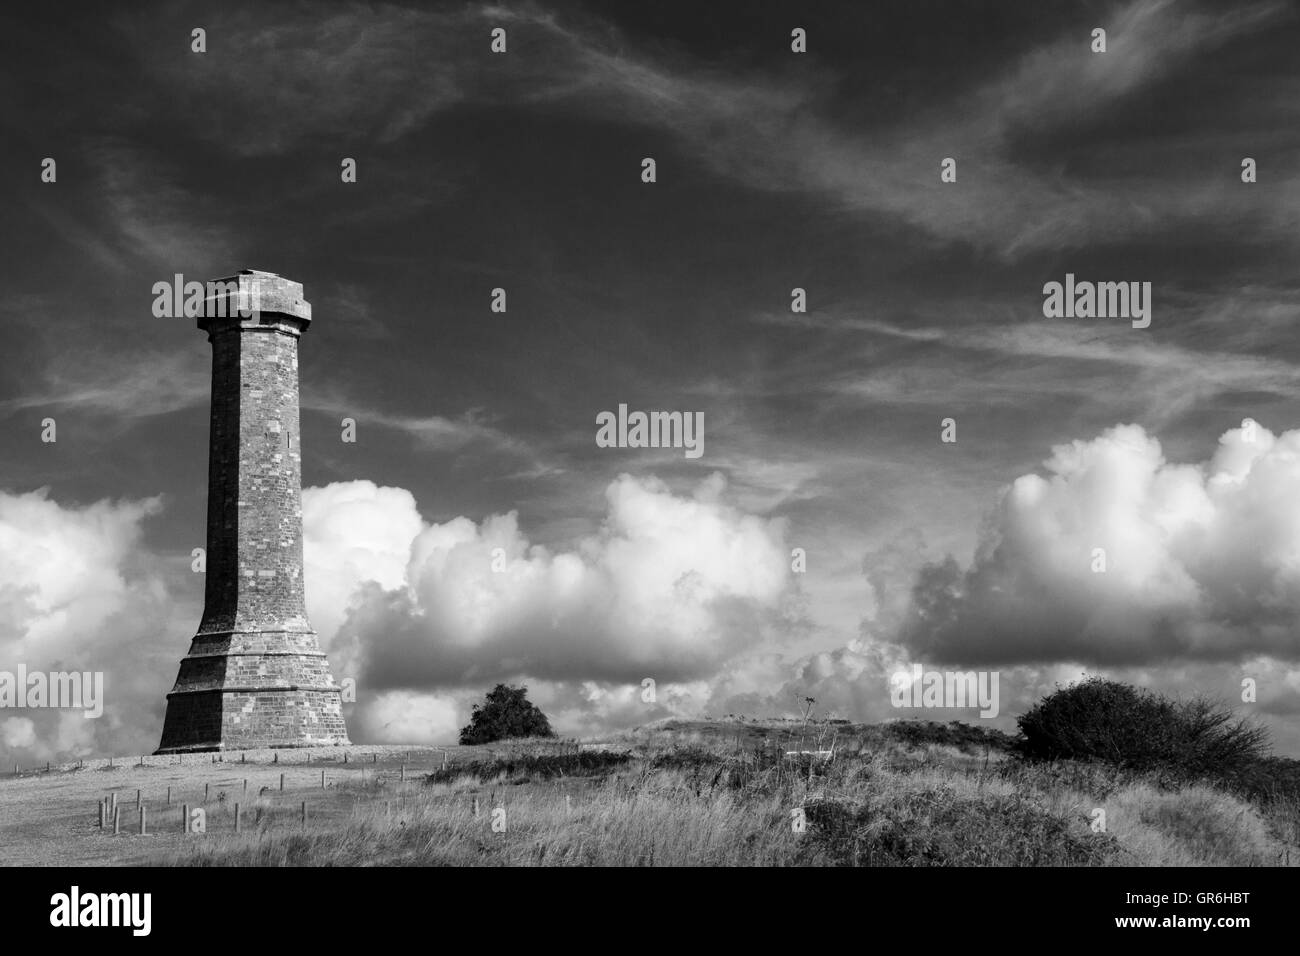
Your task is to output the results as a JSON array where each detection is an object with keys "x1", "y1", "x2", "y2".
[{"x1": 4, "y1": 0, "x2": 1300, "y2": 762}]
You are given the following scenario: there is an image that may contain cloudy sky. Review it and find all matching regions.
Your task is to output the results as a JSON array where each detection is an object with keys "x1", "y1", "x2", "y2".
[{"x1": 4, "y1": 0, "x2": 1300, "y2": 761}]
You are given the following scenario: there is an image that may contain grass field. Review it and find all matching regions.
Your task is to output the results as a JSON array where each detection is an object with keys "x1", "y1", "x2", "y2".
[{"x1": 3, "y1": 719, "x2": 1297, "y2": 866}]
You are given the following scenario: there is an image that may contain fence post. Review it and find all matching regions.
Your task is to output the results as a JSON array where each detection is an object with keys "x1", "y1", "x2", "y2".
[
  {"x1": 112, "y1": 806, "x2": 120, "y2": 835},
  {"x1": 182, "y1": 804, "x2": 189, "y2": 833},
  {"x1": 139, "y1": 807, "x2": 147, "y2": 836},
  {"x1": 205, "y1": 783, "x2": 210, "y2": 802},
  {"x1": 280, "y1": 773, "x2": 285, "y2": 792},
  {"x1": 235, "y1": 803, "x2": 241, "y2": 833},
  {"x1": 136, "y1": 789, "x2": 141, "y2": 810},
  {"x1": 321, "y1": 770, "x2": 326, "y2": 789},
  {"x1": 166, "y1": 786, "x2": 171, "y2": 806},
  {"x1": 98, "y1": 800, "x2": 105, "y2": 828}
]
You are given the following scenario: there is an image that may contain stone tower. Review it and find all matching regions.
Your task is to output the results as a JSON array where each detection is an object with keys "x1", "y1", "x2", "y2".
[{"x1": 157, "y1": 270, "x2": 351, "y2": 753}]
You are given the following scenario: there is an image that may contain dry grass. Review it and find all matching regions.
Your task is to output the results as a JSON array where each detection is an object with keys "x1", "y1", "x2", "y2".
[{"x1": 156, "y1": 720, "x2": 1300, "y2": 867}]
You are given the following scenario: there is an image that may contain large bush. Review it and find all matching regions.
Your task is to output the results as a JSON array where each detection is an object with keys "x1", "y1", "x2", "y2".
[
  {"x1": 459, "y1": 683, "x2": 555, "y2": 745},
  {"x1": 1015, "y1": 677, "x2": 1268, "y2": 782}
]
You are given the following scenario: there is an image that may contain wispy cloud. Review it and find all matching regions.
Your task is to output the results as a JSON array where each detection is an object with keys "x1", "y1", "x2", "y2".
[{"x1": 0, "y1": 348, "x2": 207, "y2": 420}]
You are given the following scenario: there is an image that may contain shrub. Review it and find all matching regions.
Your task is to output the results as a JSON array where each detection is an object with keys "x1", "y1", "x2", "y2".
[
  {"x1": 459, "y1": 684, "x2": 555, "y2": 745},
  {"x1": 801, "y1": 787, "x2": 1118, "y2": 866},
  {"x1": 425, "y1": 750, "x2": 630, "y2": 785},
  {"x1": 1015, "y1": 678, "x2": 1269, "y2": 783}
]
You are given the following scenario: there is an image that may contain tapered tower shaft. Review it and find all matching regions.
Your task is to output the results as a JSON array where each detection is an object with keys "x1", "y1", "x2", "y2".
[{"x1": 157, "y1": 270, "x2": 350, "y2": 753}]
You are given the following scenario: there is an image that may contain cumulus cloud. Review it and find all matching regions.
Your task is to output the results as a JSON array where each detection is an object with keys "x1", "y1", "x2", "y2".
[
  {"x1": 895, "y1": 421, "x2": 1300, "y2": 666},
  {"x1": 0, "y1": 489, "x2": 176, "y2": 764},
  {"x1": 298, "y1": 474, "x2": 798, "y2": 740},
  {"x1": 309, "y1": 473, "x2": 794, "y2": 697},
  {"x1": 0, "y1": 489, "x2": 161, "y2": 658},
  {"x1": 302, "y1": 480, "x2": 426, "y2": 665}
]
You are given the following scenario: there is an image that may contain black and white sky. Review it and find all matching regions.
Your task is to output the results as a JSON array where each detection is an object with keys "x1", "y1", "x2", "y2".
[{"x1": 4, "y1": 0, "x2": 1300, "y2": 760}]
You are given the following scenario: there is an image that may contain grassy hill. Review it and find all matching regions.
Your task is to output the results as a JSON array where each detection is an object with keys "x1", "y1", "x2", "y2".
[{"x1": 153, "y1": 718, "x2": 1300, "y2": 867}]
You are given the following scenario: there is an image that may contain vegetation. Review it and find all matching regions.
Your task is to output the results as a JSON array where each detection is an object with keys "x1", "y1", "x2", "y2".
[
  {"x1": 1016, "y1": 677, "x2": 1271, "y2": 783},
  {"x1": 162, "y1": 700, "x2": 1300, "y2": 867},
  {"x1": 458, "y1": 684, "x2": 555, "y2": 745}
]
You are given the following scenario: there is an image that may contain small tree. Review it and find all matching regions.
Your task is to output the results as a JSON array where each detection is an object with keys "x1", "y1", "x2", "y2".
[{"x1": 459, "y1": 683, "x2": 555, "y2": 745}]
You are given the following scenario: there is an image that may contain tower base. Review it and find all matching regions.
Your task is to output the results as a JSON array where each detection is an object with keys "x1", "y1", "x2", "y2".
[
  {"x1": 156, "y1": 628, "x2": 351, "y2": 753},
  {"x1": 155, "y1": 687, "x2": 351, "y2": 754}
]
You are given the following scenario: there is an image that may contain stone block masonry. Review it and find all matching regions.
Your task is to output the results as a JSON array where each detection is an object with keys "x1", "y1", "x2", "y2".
[{"x1": 157, "y1": 270, "x2": 351, "y2": 753}]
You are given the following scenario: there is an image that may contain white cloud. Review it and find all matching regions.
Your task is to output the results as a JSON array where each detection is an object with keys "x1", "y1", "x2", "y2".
[
  {"x1": 308, "y1": 473, "x2": 794, "y2": 694},
  {"x1": 302, "y1": 480, "x2": 426, "y2": 664},
  {"x1": 0, "y1": 489, "x2": 175, "y2": 764},
  {"x1": 0, "y1": 489, "x2": 161, "y2": 654},
  {"x1": 897, "y1": 421, "x2": 1300, "y2": 665}
]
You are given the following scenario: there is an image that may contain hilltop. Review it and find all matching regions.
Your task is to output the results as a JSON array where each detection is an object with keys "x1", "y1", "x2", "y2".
[{"x1": 2, "y1": 719, "x2": 1296, "y2": 866}]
